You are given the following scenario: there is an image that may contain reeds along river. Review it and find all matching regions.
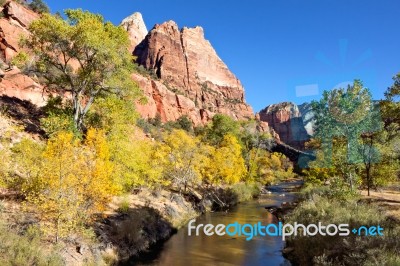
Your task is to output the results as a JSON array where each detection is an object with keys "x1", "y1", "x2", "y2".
[{"x1": 131, "y1": 180, "x2": 301, "y2": 266}]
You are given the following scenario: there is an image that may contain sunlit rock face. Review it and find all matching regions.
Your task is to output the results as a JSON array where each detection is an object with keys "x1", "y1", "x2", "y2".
[
  {"x1": 120, "y1": 12, "x2": 148, "y2": 52},
  {"x1": 0, "y1": 1, "x2": 47, "y2": 106},
  {"x1": 259, "y1": 102, "x2": 310, "y2": 149},
  {"x1": 132, "y1": 20, "x2": 253, "y2": 124}
]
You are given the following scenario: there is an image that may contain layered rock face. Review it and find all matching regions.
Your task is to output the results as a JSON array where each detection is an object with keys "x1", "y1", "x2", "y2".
[
  {"x1": 133, "y1": 20, "x2": 253, "y2": 124},
  {"x1": 0, "y1": 1, "x2": 46, "y2": 106},
  {"x1": 132, "y1": 73, "x2": 211, "y2": 125},
  {"x1": 0, "y1": 1, "x2": 39, "y2": 62},
  {"x1": 120, "y1": 12, "x2": 148, "y2": 52},
  {"x1": 259, "y1": 102, "x2": 310, "y2": 149}
]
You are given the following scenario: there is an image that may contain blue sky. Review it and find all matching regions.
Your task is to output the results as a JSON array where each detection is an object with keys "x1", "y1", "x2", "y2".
[{"x1": 45, "y1": 0, "x2": 400, "y2": 111}]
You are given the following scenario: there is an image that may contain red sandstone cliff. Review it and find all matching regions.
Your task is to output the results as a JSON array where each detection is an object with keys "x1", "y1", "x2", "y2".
[
  {"x1": 0, "y1": 2, "x2": 307, "y2": 151},
  {"x1": 0, "y1": 1, "x2": 46, "y2": 106},
  {"x1": 120, "y1": 12, "x2": 148, "y2": 53},
  {"x1": 258, "y1": 102, "x2": 310, "y2": 149},
  {"x1": 132, "y1": 19, "x2": 253, "y2": 124}
]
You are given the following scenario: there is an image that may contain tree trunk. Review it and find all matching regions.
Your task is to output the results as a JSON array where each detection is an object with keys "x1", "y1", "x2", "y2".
[{"x1": 366, "y1": 164, "x2": 371, "y2": 196}]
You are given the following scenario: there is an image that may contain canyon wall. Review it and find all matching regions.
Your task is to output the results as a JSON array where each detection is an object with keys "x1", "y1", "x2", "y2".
[
  {"x1": 131, "y1": 18, "x2": 253, "y2": 125},
  {"x1": 0, "y1": 1, "x2": 45, "y2": 106},
  {"x1": 258, "y1": 102, "x2": 310, "y2": 149}
]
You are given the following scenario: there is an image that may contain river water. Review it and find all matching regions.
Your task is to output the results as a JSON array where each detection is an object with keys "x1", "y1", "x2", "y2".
[{"x1": 133, "y1": 181, "x2": 301, "y2": 266}]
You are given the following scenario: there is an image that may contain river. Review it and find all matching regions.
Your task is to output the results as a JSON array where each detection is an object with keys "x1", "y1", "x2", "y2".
[{"x1": 131, "y1": 180, "x2": 301, "y2": 266}]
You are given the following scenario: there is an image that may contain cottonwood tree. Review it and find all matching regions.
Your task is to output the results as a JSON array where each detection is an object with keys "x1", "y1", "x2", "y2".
[
  {"x1": 21, "y1": 9, "x2": 141, "y2": 131},
  {"x1": 381, "y1": 73, "x2": 400, "y2": 137},
  {"x1": 206, "y1": 134, "x2": 247, "y2": 185},
  {"x1": 21, "y1": 130, "x2": 118, "y2": 242},
  {"x1": 311, "y1": 80, "x2": 380, "y2": 190},
  {"x1": 159, "y1": 129, "x2": 203, "y2": 192}
]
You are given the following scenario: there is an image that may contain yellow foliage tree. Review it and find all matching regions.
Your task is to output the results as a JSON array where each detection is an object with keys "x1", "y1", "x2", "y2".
[
  {"x1": 0, "y1": 148, "x2": 10, "y2": 188},
  {"x1": 24, "y1": 132, "x2": 80, "y2": 242},
  {"x1": 206, "y1": 134, "x2": 247, "y2": 185},
  {"x1": 9, "y1": 139, "x2": 43, "y2": 191},
  {"x1": 23, "y1": 129, "x2": 118, "y2": 242},
  {"x1": 79, "y1": 129, "x2": 120, "y2": 218},
  {"x1": 247, "y1": 148, "x2": 273, "y2": 184},
  {"x1": 111, "y1": 135, "x2": 167, "y2": 190},
  {"x1": 247, "y1": 149, "x2": 294, "y2": 184},
  {"x1": 158, "y1": 129, "x2": 204, "y2": 192}
]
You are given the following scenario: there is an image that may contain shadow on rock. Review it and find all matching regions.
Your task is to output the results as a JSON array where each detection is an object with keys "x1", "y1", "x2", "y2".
[{"x1": 95, "y1": 206, "x2": 176, "y2": 263}]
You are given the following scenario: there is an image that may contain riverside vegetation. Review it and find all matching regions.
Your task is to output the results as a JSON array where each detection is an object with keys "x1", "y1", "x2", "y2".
[
  {"x1": 284, "y1": 78, "x2": 400, "y2": 265},
  {"x1": 0, "y1": 9, "x2": 295, "y2": 265}
]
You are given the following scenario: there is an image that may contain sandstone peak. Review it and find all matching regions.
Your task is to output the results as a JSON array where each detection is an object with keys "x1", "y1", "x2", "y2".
[
  {"x1": 152, "y1": 20, "x2": 180, "y2": 36},
  {"x1": 120, "y1": 12, "x2": 148, "y2": 51},
  {"x1": 182, "y1": 26, "x2": 204, "y2": 36},
  {"x1": 133, "y1": 19, "x2": 253, "y2": 124}
]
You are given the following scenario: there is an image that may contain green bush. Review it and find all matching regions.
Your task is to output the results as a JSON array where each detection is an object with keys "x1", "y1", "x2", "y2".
[
  {"x1": 136, "y1": 118, "x2": 153, "y2": 134},
  {"x1": 232, "y1": 182, "x2": 260, "y2": 202},
  {"x1": 163, "y1": 115, "x2": 193, "y2": 133},
  {"x1": 28, "y1": 0, "x2": 50, "y2": 14},
  {"x1": 117, "y1": 195, "x2": 130, "y2": 214},
  {"x1": 40, "y1": 96, "x2": 80, "y2": 138},
  {"x1": 133, "y1": 64, "x2": 158, "y2": 80},
  {"x1": 300, "y1": 177, "x2": 359, "y2": 202}
]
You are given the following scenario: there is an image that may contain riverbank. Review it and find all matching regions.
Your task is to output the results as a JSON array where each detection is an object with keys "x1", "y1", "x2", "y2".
[
  {"x1": 93, "y1": 182, "x2": 262, "y2": 264},
  {"x1": 0, "y1": 184, "x2": 251, "y2": 265},
  {"x1": 95, "y1": 189, "x2": 199, "y2": 263},
  {"x1": 127, "y1": 179, "x2": 302, "y2": 265},
  {"x1": 282, "y1": 184, "x2": 400, "y2": 265},
  {"x1": 0, "y1": 179, "x2": 298, "y2": 265}
]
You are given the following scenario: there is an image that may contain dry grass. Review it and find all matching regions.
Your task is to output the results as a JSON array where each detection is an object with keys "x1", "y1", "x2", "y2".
[{"x1": 360, "y1": 184, "x2": 400, "y2": 221}]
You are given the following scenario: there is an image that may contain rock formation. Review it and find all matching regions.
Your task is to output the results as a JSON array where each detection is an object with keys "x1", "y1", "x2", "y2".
[
  {"x1": 132, "y1": 73, "x2": 209, "y2": 126},
  {"x1": 0, "y1": 68, "x2": 45, "y2": 106},
  {"x1": 120, "y1": 12, "x2": 147, "y2": 52},
  {"x1": 0, "y1": 3, "x2": 255, "y2": 128},
  {"x1": 0, "y1": 1, "x2": 46, "y2": 106},
  {"x1": 258, "y1": 102, "x2": 310, "y2": 149},
  {"x1": 133, "y1": 20, "x2": 253, "y2": 124},
  {"x1": 0, "y1": 1, "x2": 38, "y2": 62}
]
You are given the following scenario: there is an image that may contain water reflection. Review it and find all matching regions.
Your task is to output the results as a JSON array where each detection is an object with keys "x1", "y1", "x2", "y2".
[{"x1": 132, "y1": 182, "x2": 299, "y2": 266}]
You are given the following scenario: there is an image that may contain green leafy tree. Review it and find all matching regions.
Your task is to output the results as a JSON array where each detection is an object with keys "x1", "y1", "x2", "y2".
[
  {"x1": 175, "y1": 115, "x2": 193, "y2": 132},
  {"x1": 205, "y1": 114, "x2": 240, "y2": 145},
  {"x1": 381, "y1": 73, "x2": 400, "y2": 138},
  {"x1": 21, "y1": 9, "x2": 141, "y2": 131},
  {"x1": 311, "y1": 80, "x2": 380, "y2": 190},
  {"x1": 28, "y1": 0, "x2": 50, "y2": 14}
]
